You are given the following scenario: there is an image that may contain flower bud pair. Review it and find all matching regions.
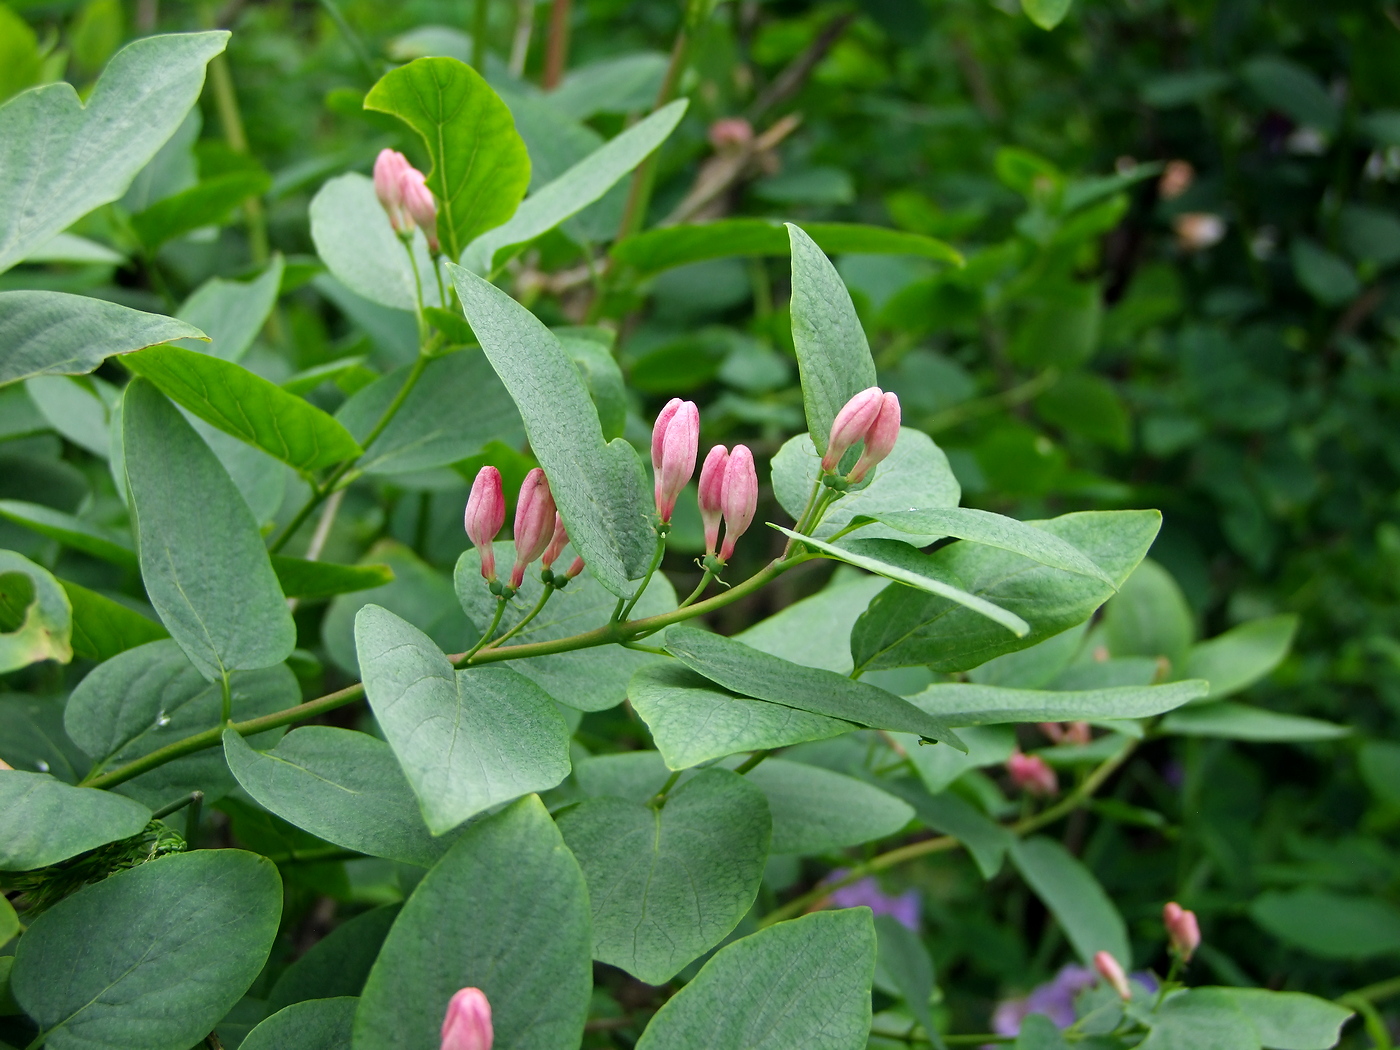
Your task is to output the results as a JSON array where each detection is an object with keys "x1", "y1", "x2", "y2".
[
  {"x1": 373, "y1": 148, "x2": 440, "y2": 252},
  {"x1": 441, "y1": 987, "x2": 492, "y2": 1050},
  {"x1": 651, "y1": 398, "x2": 700, "y2": 523},
  {"x1": 1006, "y1": 751, "x2": 1058, "y2": 797},
  {"x1": 1163, "y1": 901, "x2": 1201, "y2": 961},
  {"x1": 698, "y1": 444, "x2": 758, "y2": 562},
  {"x1": 822, "y1": 387, "x2": 900, "y2": 482},
  {"x1": 465, "y1": 466, "x2": 571, "y2": 590}
]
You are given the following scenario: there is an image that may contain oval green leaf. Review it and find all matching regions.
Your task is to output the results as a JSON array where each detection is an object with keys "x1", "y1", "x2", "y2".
[{"x1": 0, "y1": 770, "x2": 150, "y2": 871}]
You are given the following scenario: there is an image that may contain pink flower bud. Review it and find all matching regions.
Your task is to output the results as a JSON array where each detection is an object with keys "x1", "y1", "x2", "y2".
[
  {"x1": 1006, "y1": 752, "x2": 1058, "y2": 797},
  {"x1": 822, "y1": 387, "x2": 884, "y2": 472},
  {"x1": 698, "y1": 445, "x2": 729, "y2": 556},
  {"x1": 708, "y1": 117, "x2": 754, "y2": 152},
  {"x1": 465, "y1": 467, "x2": 505, "y2": 582},
  {"x1": 511, "y1": 468, "x2": 557, "y2": 588},
  {"x1": 374, "y1": 149, "x2": 412, "y2": 232},
  {"x1": 718, "y1": 444, "x2": 757, "y2": 561},
  {"x1": 1094, "y1": 951, "x2": 1131, "y2": 1001},
  {"x1": 441, "y1": 987, "x2": 493, "y2": 1050},
  {"x1": 849, "y1": 391, "x2": 900, "y2": 482},
  {"x1": 651, "y1": 399, "x2": 699, "y2": 523},
  {"x1": 1163, "y1": 902, "x2": 1201, "y2": 961},
  {"x1": 541, "y1": 513, "x2": 568, "y2": 570},
  {"x1": 400, "y1": 167, "x2": 440, "y2": 252},
  {"x1": 564, "y1": 555, "x2": 585, "y2": 580}
]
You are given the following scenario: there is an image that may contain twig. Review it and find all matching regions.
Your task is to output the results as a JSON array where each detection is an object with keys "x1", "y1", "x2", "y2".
[{"x1": 745, "y1": 13, "x2": 853, "y2": 120}]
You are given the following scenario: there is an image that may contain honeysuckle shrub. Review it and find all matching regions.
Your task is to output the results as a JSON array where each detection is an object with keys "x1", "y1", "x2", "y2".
[{"x1": 0, "y1": 1, "x2": 1384, "y2": 1048}]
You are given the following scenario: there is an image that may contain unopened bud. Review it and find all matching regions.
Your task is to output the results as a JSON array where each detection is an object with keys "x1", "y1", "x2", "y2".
[
  {"x1": 400, "y1": 168, "x2": 440, "y2": 252},
  {"x1": 822, "y1": 387, "x2": 883, "y2": 473},
  {"x1": 1094, "y1": 951, "x2": 1131, "y2": 1001},
  {"x1": 465, "y1": 467, "x2": 505, "y2": 582},
  {"x1": 511, "y1": 469, "x2": 557, "y2": 589},
  {"x1": 698, "y1": 445, "x2": 729, "y2": 556},
  {"x1": 441, "y1": 987, "x2": 493, "y2": 1050},
  {"x1": 564, "y1": 555, "x2": 585, "y2": 580},
  {"x1": 718, "y1": 444, "x2": 757, "y2": 562},
  {"x1": 651, "y1": 398, "x2": 699, "y2": 523},
  {"x1": 1158, "y1": 159, "x2": 1194, "y2": 201},
  {"x1": 1163, "y1": 902, "x2": 1200, "y2": 961},
  {"x1": 1006, "y1": 751, "x2": 1058, "y2": 797},
  {"x1": 373, "y1": 149, "x2": 412, "y2": 232},
  {"x1": 849, "y1": 392, "x2": 900, "y2": 483},
  {"x1": 541, "y1": 513, "x2": 568, "y2": 570},
  {"x1": 708, "y1": 117, "x2": 754, "y2": 152}
]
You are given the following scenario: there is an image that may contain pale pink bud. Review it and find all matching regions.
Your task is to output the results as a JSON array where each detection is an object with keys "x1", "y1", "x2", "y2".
[
  {"x1": 698, "y1": 445, "x2": 729, "y2": 556},
  {"x1": 441, "y1": 987, "x2": 493, "y2": 1050},
  {"x1": 541, "y1": 513, "x2": 568, "y2": 570},
  {"x1": 1094, "y1": 951, "x2": 1131, "y2": 1000},
  {"x1": 1064, "y1": 721, "x2": 1091, "y2": 746},
  {"x1": 1038, "y1": 722, "x2": 1066, "y2": 744},
  {"x1": 465, "y1": 467, "x2": 505, "y2": 581},
  {"x1": 651, "y1": 399, "x2": 699, "y2": 523},
  {"x1": 564, "y1": 555, "x2": 585, "y2": 580},
  {"x1": 373, "y1": 149, "x2": 412, "y2": 232},
  {"x1": 1006, "y1": 752, "x2": 1058, "y2": 797},
  {"x1": 511, "y1": 469, "x2": 557, "y2": 588},
  {"x1": 400, "y1": 168, "x2": 440, "y2": 252},
  {"x1": 708, "y1": 117, "x2": 754, "y2": 152},
  {"x1": 718, "y1": 444, "x2": 757, "y2": 561},
  {"x1": 849, "y1": 392, "x2": 900, "y2": 482},
  {"x1": 1158, "y1": 159, "x2": 1194, "y2": 201},
  {"x1": 1163, "y1": 902, "x2": 1201, "y2": 961},
  {"x1": 822, "y1": 387, "x2": 884, "y2": 472}
]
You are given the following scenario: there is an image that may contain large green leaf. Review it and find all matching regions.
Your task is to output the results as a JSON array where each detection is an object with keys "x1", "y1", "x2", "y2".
[
  {"x1": 174, "y1": 255, "x2": 285, "y2": 361},
  {"x1": 851, "y1": 510, "x2": 1161, "y2": 673},
  {"x1": 450, "y1": 265, "x2": 654, "y2": 596},
  {"x1": 242, "y1": 997, "x2": 357, "y2": 1050},
  {"x1": 906, "y1": 679, "x2": 1206, "y2": 726},
  {"x1": 363, "y1": 57, "x2": 531, "y2": 261},
  {"x1": 892, "y1": 783, "x2": 1013, "y2": 879},
  {"x1": 1218, "y1": 989, "x2": 1351, "y2": 1050},
  {"x1": 1009, "y1": 836, "x2": 1130, "y2": 966},
  {"x1": 123, "y1": 380, "x2": 296, "y2": 680},
  {"x1": 0, "y1": 770, "x2": 149, "y2": 870},
  {"x1": 0, "y1": 291, "x2": 205, "y2": 388},
  {"x1": 1160, "y1": 702, "x2": 1350, "y2": 742},
  {"x1": 1100, "y1": 559, "x2": 1194, "y2": 670},
  {"x1": 223, "y1": 726, "x2": 450, "y2": 867},
  {"x1": 354, "y1": 604, "x2": 571, "y2": 834},
  {"x1": 270, "y1": 556, "x2": 394, "y2": 600},
  {"x1": 0, "y1": 549, "x2": 72, "y2": 672},
  {"x1": 1184, "y1": 615, "x2": 1298, "y2": 700},
  {"x1": 0, "y1": 693, "x2": 88, "y2": 782},
  {"x1": 0, "y1": 31, "x2": 229, "y2": 272},
  {"x1": 60, "y1": 578, "x2": 169, "y2": 662},
  {"x1": 12, "y1": 850, "x2": 281, "y2": 1050},
  {"x1": 634, "y1": 909, "x2": 876, "y2": 1050},
  {"x1": 665, "y1": 626, "x2": 965, "y2": 748},
  {"x1": 1139, "y1": 989, "x2": 1260, "y2": 1050},
  {"x1": 737, "y1": 574, "x2": 888, "y2": 674},
  {"x1": 557, "y1": 768, "x2": 771, "y2": 984},
  {"x1": 1250, "y1": 888, "x2": 1400, "y2": 959},
  {"x1": 124, "y1": 344, "x2": 362, "y2": 475},
  {"x1": 25, "y1": 374, "x2": 113, "y2": 456},
  {"x1": 1021, "y1": 0, "x2": 1072, "y2": 30},
  {"x1": 744, "y1": 758, "x2": 913, "y2": 853},
  {"x1": 355, "y1": 797, "x2": 592, "y2": 1050},
  {"x1": 267, "y1": 905, "x2": 399, "y2": 1011}
]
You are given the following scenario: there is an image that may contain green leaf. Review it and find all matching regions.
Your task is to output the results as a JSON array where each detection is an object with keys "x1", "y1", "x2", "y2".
[
  {"x1": 558, "y1": 329, "x2": 627, "y2": 442},
  {"x1": 266, "y1": 905, "x2": 399, "y2": 1011},
  {"x1": 355, "y1": 797, "x2": 592, "y2": 1050},
  {"x1": 1009, "y1": 836, "x2": 1130, "y2": 967},
  {"x1": 1015, "y1": 1013, "x2": 1069, "y2": 1049},
  {"x1": 450, "y1": 264, "x2": 655, "y2": 596},
  {"x1": 123, "y1": 344, "x2": 362, "y2": 475},
  {"x1": 737, "y1": 574, "x2": 888, "y2": 674},
  {"x1": 173, "y1": 255, "x2": 285, "y2": 362},
  {"x1": 123, "y1": 379, "x2": 296, "y2": 680},
  {"x1": 0, "y1": 894, "x2": 17, "y2": 945},
  {"x1": 1217, "y1": 989, "x2": 1351, "y2": 1050},
  {"x1": 551, "y1": 52, "x2": 670, "y2": 119},
  {"x1": 1360, "y1": 740, "x2": 1400, "y2": 805},
  {"x1": 557, "y1": 768, "x2": 770, "y2": 984},
  {"x1": 851, "y1": 510, "x2": 1161, "y2": 672},
  {"x1": 354, "y1": 604, "x2": 571, "y2": 834},
  {"x1": 1140, "y1": 988, "x2": 1260, "y2": 1050},
  {"x1": 1021, "y1": 0, "x2": 1072, "y2": 30},
  {"x1": 665, "y1": 626, "x2": 965, "y2": 749},
  {"x1": 969, "y1": 623, "x2": 1088, "y2": 689},
  {"x1": 0, "y1": 693, "x2": 88, "y2": 782},
  {"x1": 874, "y1": 914, "x2": 937, "y2": 1040},
  {"x1": 634, "y1": 909, "x2": 876, "y2": 1050},
  {"x1": 363, "y1": 57, "x2": 531, "y2": 261},
  {"x1": 744, "y1": 758, "x2": 913, "y2": 853},
  {"x1": 66, "y1": 639, "x2": 299, "y2": 807},
  {"x1": 898, "y1": 725, "x2": 1017, "y2": 796},
  {"x1": 0, "y1": 31, "x2": 229, "y2": 272},
  {"x1": 60, "y1": 577, "x2": 169, "y2": 661},
  {"x1": 454, "y1": 541, "x2": 675, "y2": 711},
  {"x1": 1034, "y1": 371, "x2": 1130, "y2": 451},
  {"x1": 270, "y1": 556, "x2": 394, "y2": 601},
  {"x1": 129, "y1": 169, "x2": 270, "y2": 250},
  {"x1": 787, "y1": 224, "x2": 878, "y2": 456},
  {"x1": 628, "y1": 662, "x2": 854, "y2": 770},
  {"x1": 25, "y1": 375, "x2": 113, "y2": 456},
  {"x1": 1101, "y1": 559, "x2": 1194, "y2": 670},
  {"x1": 1160, "y1": 702, "x2": 1350, "y2": 742},
  {"x1": 1009, "y1": 284, "x2": 1102, "y2": 368},
  {"x1": 1250, "y1": 888, "x2": 1400, "y2": 960},
  {"x1": 224, "y1": 726, "x2": 450, "y2": 867},
  {"x1": 1241, "y1": 56, "x2": 1340, "y2": 134},
  {"x1": 0, "y1": 549, "x2": 72, "y2": 671},
  {"x1": 1290, "y1": 239, "x2": 1359, "y2": 306},
  {"x1": 892, "y1": 783, "x2": 1012, "y2": 879},
  {"x1": 12, "y1": 850, "x2": 281, "y2": 1050},
  {"x1": 612, "y1": 218, "x2": 962, "y2": 277},
  {"x1": 1185, "y1": 615, "x2": 1297, "y2": 700},
  {"x1": 241, "y1": 997, "x2": 357, "y2": 1050},
  {"x1": 0, "y1": 290, "x2": 206, "y2": 388},
  {"x1": 906, "y1": 679, "x2": 1206, "y2": 726},
  {"x1": 0, "y1": 770, "x2": 150, "y2": 870}
]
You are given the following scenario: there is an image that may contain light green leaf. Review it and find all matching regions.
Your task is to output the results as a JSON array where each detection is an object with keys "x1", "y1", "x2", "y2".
[
  {"x1": 1250, "y1": 888, "x2": 1400, "y2": 960},
  {"x1": 1140, "y1": 989, "x2": 1260, "y2": 1050},
  {"x1": 1016, "y1": 1013, "x2": 1070, "y2": 1049},
  {"x1": 551, "y1": 52, "x2": 670, "y2": 119},
  {"x1": 1160, "y1": 702, "x2": 1350, "y2": 742},
  {"x1": 0, "y1": 549, "x2": 72, "y2": 672},
  {"x1": 363, "y1": 57, "x2": 531, "y2": 261},
  {"x1": 224, "y1": 726, "x2": 449, "y2": 868},
  {"x1": 129, "y1": 169, "x2": 270, "y2": 250},
  {"x1": 0, "y1": 290, "x2": 206, "y2": 387},
  {"x1": 1185, "y1": 615, "x2": 1297, "y2": 700},
  {"x1": 738, "y1": 573, "x2": 888, "y2": 673},
  {"x1": 241, "y1": 997, "x2": 357, "y2": 1050},
  {"x1": 1010, "y1": 836, "x2": 1130, "y2": 967},
  {"x1": 174, "y1": 255, "x2": 285, "y2": 361},
  {"x1": 1021, "y1": 0, "x2": 1072, "y2": 29},
  {"x1": 1101, "y1": 559, "x2": 1194, "y2": 670},
  {"x1": 0, "y1": 31, "x2": 229, "y2": 272},
  {"x1": 634, "y1": 909, "x2": 876, "y2": 1050},
  {"x1": 1242, "y1": 56, "x2": 1340, "y2": 135},
  {"x1": 21, "y1": 231, "x2": 125, "y2": 264},
  {"x1": 665, "y1": 626, "x2": 965, "y2": 749},
  {"x1": 354, "y1": 604, "x2": 571, "y2": 834},
  {"x1": 462, "y1": 99, "x2": 688, "y2": 272},
  {"x1": 969, "y1": 624, "x2": 1088, "y2": 689},
  {"x1": 12, "y1": 850, "x2": 281, "y2": 1050},
  {"x1": 355, "y1": 797, "x2": 592, "y2": 1050},
  {"x1": 1291, "y1": 239, "x2": 1359, "y2": 306},
  {"x1": 557, "y1": 768, "x2": 770, "y2": 984},
  {"x1": 1217, "y1": 989, "x2": 1351, "y2": 1050},
  {"x1": 897, "y1": 725, "x2": 1017, "y2": 796},
  {"x1": 907, "y1": 679, "x2": 1206, "y2": 726},
  {"x1": 745, "y1": 758, "x2": 913, "y2": 853},
  {"x1": 124, "y1": 344, "x2": 362, "y2": 475},
  {"x1": 558, "y1": 328, "x2": 627, "y2": 441},
  {"x1": 25, "y1": 375, "x2": 112, "y2": 456},
  {"x1": 0, "y1": 770, "x2": 150, "y2": 870},
  {"x1": 59, "y1": 577, "x2": 169, "y2": 662},
  {"x1": 0, "y1": 894, "x2": 16, "y2": 945},
  {"x1": 266, "y1": 905, "x2": 398, "y2": 1011},
  {"x1": 892, "y1": 783, "x2": 1013, "y2": 880},
  {"x1": 874, "y1": 914, "x2": 937, "y2": 1040},
  {"x1": 451, "y1": 264, "x2": 655, "y2": 596},
  {"x1": 270, "y1": 556, "x2": 394, "y2": 601}
]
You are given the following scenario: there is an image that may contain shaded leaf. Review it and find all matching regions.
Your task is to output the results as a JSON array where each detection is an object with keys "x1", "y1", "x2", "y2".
[
  {"x1": 0, "y1": 549, "x2": 72, "y2": 672},
  {"x1": 241, "y1": 997, "x2": 357, "y2": 1050},
  {"x1": 1160, "y1": 702, "x2": 1350, "y2": 742},
  {"x1": 0, "y1": 770, "x2": 150, "y2": 870},
  {"x1": 59, "y1": 577, "x2": 168, "y2": 662},
  {"x1": 270, "y1": 556, "x2": 394, "y2": 601},
  {"x1": 1009, "y1": 836, "x2": 1130, "y2": 967}
]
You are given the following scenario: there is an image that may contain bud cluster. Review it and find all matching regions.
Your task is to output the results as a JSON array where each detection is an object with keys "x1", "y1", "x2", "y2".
[
  {"x1": 373, "y1": 148, "x2": 440, "y2": 253},
  {"x1": 464, "y1": 466, "x2": 581, "y2": 598},
  {"x1": 822, "y1": 387, "x2": 900, "y2": 485},
  {"x1": 1163, "y1": 901, "x2": 1200, "y2": 961}
]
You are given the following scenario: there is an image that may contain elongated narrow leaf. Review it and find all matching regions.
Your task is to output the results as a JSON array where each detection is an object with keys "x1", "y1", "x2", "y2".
[
  {"x1": 241, "y1": 997, "x2": 357, "y2": 1050},
  {"x1": 451, "y1": 264, "x2": 654, "y2": 596},
  {"x1": 664, "y1": 626, "x2": 965, "y2": 749},
  {"x1": 354, "y1": 604, "x2": 571, "y2": 834},
  {"x1": 0, "y1": 290, "x2": 205, "y2": 387},
  {"x1": 635, "y1": 909, "x2": 876, "y2": 1050},
  {"x1": 744, "y1": 758, "x2": 914, "y2": 853},
  {"x1": 1185, "y1": 615, "x2": 1298, "y2": 700},
  {"x1": 355, "y1": 797, "x2": 592, "y2": 1050},
  {"x1": 0, "y1": 770, "x2": 150, "y2": 870},
  {"x1": 123, "y1": 380, "x2": 295, "y2": 680},
  {"x1": 60, "y1": 578, "x2": 169, "y2": 661},
  {"x1": 906, "y1": 680, "x2": 1206, "y2": 726},
  {"x1": 1010, "y1": 836, "x2": 1130, "y2": 967},
  {"x1": 0, "y1": 31, "x2": 229, "y2": 272},
  {"x1": 874, "y1": 915, "x2": 938, "y2": 1042},
  {"x1": 737, "y1": 574, "x2": 889, "y2": 674},
  {"x1": 123, "y1": 344, "x2": 362, "y2": 474},
  {"x1": 174, "y1": 255, "x2": 285, "y2": 361},
  {"x1": 1160, "y1": 702, "x2": 1350, "y2": 742},
  {"x1": 364, "y1": 57, "x2": 531, "y2": 261},
  {"x1": 558, "y1": 768, "x2": 770, "y2": 984},
  {"x1": 462, "y1": 99, "x2": 688, "y2": 272},
  {"x1": 270, "y1": 556, "x2": 394, "y2": 600},
  {"x1": 890, "y1": 782, "x2": 1013, "y2": 879},
  {"x1": 0, "y1": 549, "x2": 72, "y2": 671},
  {"x1": 130, "y1": 169, "x2": 270, "y2": 250}
]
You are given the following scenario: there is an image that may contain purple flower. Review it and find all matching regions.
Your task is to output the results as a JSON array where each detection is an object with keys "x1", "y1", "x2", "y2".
[
  {"x1": 825, "y1": 873, "x2": 920, "y2": 931},
  {"x1": 992, "y1": 965, "x2": 1096, "y2": 1035}
]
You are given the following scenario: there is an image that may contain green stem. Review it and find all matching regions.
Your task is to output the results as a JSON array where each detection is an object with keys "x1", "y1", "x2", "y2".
[
  {"x1": 619, "y1": 534, "x2": 667, "y2": 620},
  {"x1": 678, "y1": 568, "x2": 714, "y2": 608},
  {"x1": 614, "y1": 22, "x2": 692, "y2": 241},
  {"x1": 1153, "y1": 956, "x2": 1183, "y2": 1011},
  {"x1": 621, "y1": 640, "x2": 668, "y2": 654},
  {"x1": 650, "y1": 769, "x2": 683, "y2": 806},
  {"x1": 206, "y1": 52, "x2": 270, "y2": 267},
  {"x1": 473, "y1": 0, "x2": 489, "y2": 69},
  {"x1": 219, "y1": 672, "x2": 233, "y2": 724},
  {"x1": 151, "y1": 791, "x2": 203, "y2": 821},
  {"x1": 1345, "y1": 974, "x2": 1400, "y2": 1005},
  {"x1": 464, "y1": 598, "x2": 509, "y2": 661},
  {"x1": 735, "y1": 750, "x2": 770, "y2": 774},
  {"x1": 403, "y1": 235, "x2": 429, "y2": 345},
  {"x1": 317, "y1": 0, "x2": 379, "y2": 80},
  {"x1": 490, "y1": 586, "x2": 554, "y2": 647}
]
